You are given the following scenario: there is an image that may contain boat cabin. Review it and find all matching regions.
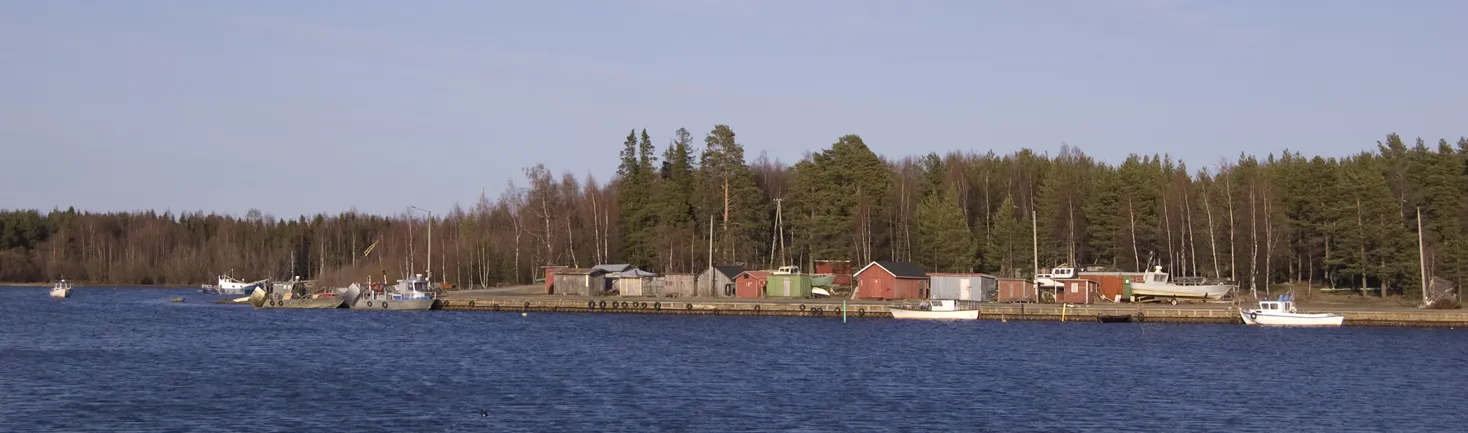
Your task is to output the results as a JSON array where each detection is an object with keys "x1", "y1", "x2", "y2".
[
  {"x1": 919, "y1": 299, "x2": 960, "y2": 311},
  {"x1": 773, "y1": 265, "x2": 801, "y2": 275},
  {"x1": 1142, "y1": 266, "x2": 1171, "y2": 284},
  {"x1": 1257, "y1": 301, "x2": 1297, "y2": 313}
]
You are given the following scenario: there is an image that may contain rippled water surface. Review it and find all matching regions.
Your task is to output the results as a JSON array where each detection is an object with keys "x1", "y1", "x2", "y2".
[{"x1": 2, "y1": 286, "x2": 1466, "y2": 432}]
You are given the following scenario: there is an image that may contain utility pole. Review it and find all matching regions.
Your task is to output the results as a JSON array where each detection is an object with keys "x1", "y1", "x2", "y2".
[
  {"x1": 1417, "y1": 207, "x2": 1428, "y2": 306},
  {"x1": 708, "y1": 215, "x2": 715, "y2": 298},
  {"x1": 1032, "y1": 208, "x2": 1040, "y2": 302}
]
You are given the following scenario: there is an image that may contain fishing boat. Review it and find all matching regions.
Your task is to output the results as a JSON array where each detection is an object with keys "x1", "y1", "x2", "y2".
[
  {"x1": 248, "y1": 277, "x2": 343, "y2": 309},
  {"x1": 889, "y1": 299, "x2": 979, "y2": 320},
  {"x1": 1035, "y1": 265, "x2": 1077, "y2": 290},
  {"x1": 1096, "y1": 314, "x2": 1133, "y2": 323},
  {"x1": 200, "y1": 272, "x2": 268, "y2": 295},
  {"x1": 1130, "y1": 266, "x2": 1234, "y2": 303},
  {"x1": 338, "y1": 273, "x2": 436, "y2": 311},
  {"x1": 49, "y1": 280, "x2": 72, "y2": 299},
  {"x1": 1240, "y1": 294, "x2": 1343, "y2": 326}
]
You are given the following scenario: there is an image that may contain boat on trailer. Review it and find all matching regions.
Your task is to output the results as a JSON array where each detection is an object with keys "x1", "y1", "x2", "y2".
[
  {"x1": 1130, "y1": 266, "x2": 1234, "y2": 304},
  {"x1": 1240, "y1": 294, "x2": 1343, "y2": 326},
  {"x1": 889, "y1": 299, "x2": 979, "y2": 320}
]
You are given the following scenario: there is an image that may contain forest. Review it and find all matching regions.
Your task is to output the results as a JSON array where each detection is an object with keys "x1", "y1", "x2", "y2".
[{"x1": 2, "y1": 128, "x2": 1465, "y2": 299}]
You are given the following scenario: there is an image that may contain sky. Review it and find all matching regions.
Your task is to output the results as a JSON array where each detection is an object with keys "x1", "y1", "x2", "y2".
[{"x1": 2, "y1": 0, "x2": 1465, "y2": 218}]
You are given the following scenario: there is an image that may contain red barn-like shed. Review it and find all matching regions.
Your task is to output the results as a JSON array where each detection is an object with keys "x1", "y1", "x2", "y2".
[
  {"x1": 734, "y1": 271, "x2": 772, "y2": 298},
  {"x1": 997, "y1": 278, "x2": 1035, "y2": 302},
  {"x1": 813, "y1": 260, "x2": 854, "y2": 286},
  {"x1": 1054, "y1": 279, "x2": 1099, "y2": 304},
  {"x1": 854, "y1": 261, "x2": 929, "y2": 300},
  {"x1": 543, "y1": 265, "x2": 568, "y2": 294}
]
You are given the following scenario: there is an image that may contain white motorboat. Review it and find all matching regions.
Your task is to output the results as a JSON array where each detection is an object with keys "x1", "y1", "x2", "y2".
[
  {"x1": 49, "y1": 280, "x2": 72, "y2": 299},
  {"x1": 889, "y1": 299, "x2": 979, "y2": 320},
  {"x1": 1131, "y1": 266, "x2": 1234, "y2": 301},
  {"x1": 1035, "y1": 265, "x2": 1077, "y2": 289},
  {"x1": 1240, "y1": 295, "x2": 1343, "y2": 326},
  {"x1": 200, "y1": 272, "x2": 268, "y2": 295}
]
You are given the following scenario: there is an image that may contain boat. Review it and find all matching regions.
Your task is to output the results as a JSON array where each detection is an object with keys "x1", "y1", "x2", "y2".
[
  {"x1": 1035, "y1": 265, "x2": 1078, "y2": 289},
  {"x1": 169, "y1": 297, "x2": 185, "y2": 303},
  {"x1": 1130, "y1": 266, "x2": 1234, "y2": 303},
  {"x1": 1096, "y1": 314, "x2": 1133, "y2": 323},
  {"x1": 49, "y1": 280, "x2": 72, "y2": 299},
  {"x1": 1240, "y1": 294, "x2": 1343, "y2": 326},
  {"x1": 338, "y1": 274, "x2": 437, "y2": 311},
  {"x1": 810, "y1": 274, "x2": 833, "y2": 289},
  {"x1": 248, "y1": 277, "x2": 344, "y2": 309},
  {"x1": 889, "y1": 299, "x2": 979, "y2": 320},
  {"x1": 200, "y1": 272, "x2": 268, "y2": 295}
]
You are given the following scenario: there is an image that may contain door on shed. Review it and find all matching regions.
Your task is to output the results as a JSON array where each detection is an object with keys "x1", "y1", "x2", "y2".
[
  {"x1": 959, "y1": 278, "x2": 972, "y2": 300},
  {"x1": 782, "y1": 279, "x2": 792, "y2": 297}
]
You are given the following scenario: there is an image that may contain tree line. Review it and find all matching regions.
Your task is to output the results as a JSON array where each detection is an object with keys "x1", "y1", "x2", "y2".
[{"x1": 2, "y1": 129, "x2": 1464, "y2": 298}]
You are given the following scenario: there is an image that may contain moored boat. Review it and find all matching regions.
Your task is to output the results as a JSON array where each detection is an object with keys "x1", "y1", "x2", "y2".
[
  {"x1": 1240, "y1": 295, "x2": 1343, "y2": 326},
  {"x1": 340, "y1": 274, "x2": 436, "y2": 311},
  {"x1": 889, "y1": 299, "x2": 979, "y2": 320},
  {"x1": 249, "y1": 278, "x2": 343, "y2": 309},
  {"x1": 49, "y1": 280, "x2": 73, "y2": 299},
  {"x1": 1096, "y1": 314, "x2": 1133, "y2": 323},
  {"x1": 200, "y1": 272, "x2": 268, "y2": 295}
]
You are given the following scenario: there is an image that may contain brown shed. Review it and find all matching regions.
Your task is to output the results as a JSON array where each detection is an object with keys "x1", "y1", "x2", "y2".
[
  {"x1": 854, "y1": 261, "x2": 929, "y2": 300},
  {"x1": 1078, "y1": 272, "x2": 1144, "y2": 302},
  {"x1": 551, "y1": 268, "x2": 610, "y2": 296},
  {"x1": 997, "y1": 278, "x2": 1035, "y2": 302},
  {"x1": 813, "y1": 260, "x2": 854, "y2": 286},
  {"x1": 543, "y1": 265, "x2": 568, "y2": 294},
  {"x1": 1055, "y1": 279, "x2": 1099, "y2": 304},
  {"x1": 735, "y1": 271, "x2": 772, "y2": 298}
]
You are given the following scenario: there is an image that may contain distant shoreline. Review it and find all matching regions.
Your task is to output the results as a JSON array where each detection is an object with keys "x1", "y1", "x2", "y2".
[{"x1": 0, "y1": 282, "x2": 199, "y2": 289}]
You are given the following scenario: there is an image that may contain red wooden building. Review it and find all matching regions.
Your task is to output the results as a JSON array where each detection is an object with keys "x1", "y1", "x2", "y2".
[
  {"x1": 813, "y1": 260, "x2": 854, "y2": 286},
  {"x1": 854, "y1": 261, "x2": 929, "y2": 300},
  {"x1": 1054, "y1": 279, "x2": 1099, "y2": 304},
  {"x1": 543, "y1": 265, "x2": 568, "y2": 294},
  {"x1": 996, "y1": 278, "x2": 1035, "y2": 302},
  {"x1": 734, "y1": 271, "x2": 772, "y2": 299}
]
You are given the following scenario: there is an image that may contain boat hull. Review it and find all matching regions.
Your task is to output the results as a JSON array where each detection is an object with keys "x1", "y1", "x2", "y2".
[
  {"x1": 49, "y1": 289, "x2": 70, "y2": 299},
  {"x1": 349, "y1": 296, "x2": 435, "y2": 311},
  {"x1": 1240, "y1": 311, "x2": 1343, "y2": 326},
  {"x1": 889, "y1": 308, "x2": 979, "y2": 320},
  {"x1": 259, "y1": 297, "x2": 344, "y2": 309},
  {"x1": 1131, "y1": 284, "x2": 1232, "y2": 300},
  {"x1": 1096, "y1": 314, "x2": 1133, "y2": 323}
]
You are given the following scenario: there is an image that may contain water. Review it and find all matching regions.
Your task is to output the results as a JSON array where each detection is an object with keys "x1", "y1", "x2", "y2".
[{"x1": 2, "y1": 286, "x2": 1465, "y2": 432}]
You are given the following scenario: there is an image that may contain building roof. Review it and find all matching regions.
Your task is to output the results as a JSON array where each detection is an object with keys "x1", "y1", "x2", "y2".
[
  {"x1": 736, "y1": 270, "x2": 773, "y2": 280},
  {"x1": 553, "y1": 268, "x2": 605, "y2": 275},
  {"x1": 592, "y1": 264, "x2": 635, "y2": 273},
  {"x1": 707, "y1": 265, "x2": 745, "y2": 280},
  {"x1": 927, "y1": 272, "x2": 995, "y2": 277},
  {"x1": 855, "y1": 261, "x2": 928, "y2": 279}
]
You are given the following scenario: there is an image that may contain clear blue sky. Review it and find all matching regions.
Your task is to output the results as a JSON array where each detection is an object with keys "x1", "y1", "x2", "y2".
[{"x1": 2, "y1": 0, "x2": 1464, "y2": 218}]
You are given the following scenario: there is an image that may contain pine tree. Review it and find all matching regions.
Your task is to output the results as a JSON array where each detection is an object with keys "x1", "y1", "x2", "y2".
[
  {"x1": 698, "y1": 125, "x2": 768, "y2": 265},
  {"x1": 914, "y1": 187, "x2": 975, "y2": 272},
  {"x1": 984, "y1": 194, "x2": 1023, "y2": 277},
  {"x1": 654, "y1": 128, "x2": 697, "y2": 271},
  {"x1": 615, "y1": 129, "x2": 659, "y2": 268}
]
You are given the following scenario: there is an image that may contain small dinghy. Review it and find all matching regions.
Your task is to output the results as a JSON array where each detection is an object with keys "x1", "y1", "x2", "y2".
[
  {"x1": 169, "y1": 297, "x2": 185, "y2": 303},
  {"x1": 1096, "y1": 314, "x2": 1133, "y2": 323}
]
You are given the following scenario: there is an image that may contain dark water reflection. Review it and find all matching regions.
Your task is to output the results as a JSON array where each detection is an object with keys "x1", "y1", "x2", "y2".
[{"x1": 1, "y1": 287, "x2": 1464, "y2": 432}]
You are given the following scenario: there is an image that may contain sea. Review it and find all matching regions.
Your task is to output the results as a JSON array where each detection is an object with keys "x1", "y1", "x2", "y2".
[{"x1": 2, "y1": 286, "x2": 1465, "y2": 432}]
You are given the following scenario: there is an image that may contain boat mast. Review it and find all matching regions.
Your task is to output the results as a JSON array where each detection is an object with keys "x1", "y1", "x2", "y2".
[{"x1": 1032, "y1": 208, "x2": 1039, "y2": 302}]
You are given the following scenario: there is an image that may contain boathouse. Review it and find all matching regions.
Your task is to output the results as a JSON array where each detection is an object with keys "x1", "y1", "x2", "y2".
[
  {"x1": 542, "y1": 265, "x2": 568, "y2": 294},
  {"x1": 996, "y1": 278, "x2": 1035, "y2": 302},
  {"x1": 697, "y1": 265, "x2": 744, "y2": 297},
  {"x1": 854, "y1": 261, "x2": 929, "y2": 300},
  {"x1": 734, "y1": 271, "x2": 771, "y2": 298},
  {"x1": 813, "y1": 260, "x2": 854, "y2": 286},
  {"x1": 1077, "y1": 271, "x2": 1144, "y2": 302},
  {"x1": 765, "y1": 273, "x2": 813, "y2": 298},
  {"x1": 927, "y1": 273, "x2": 997, "y2": 301},
  {"x1": 551, "y1": 268, "x2": 610, "y2": 296},
  {"x1": 654, "y1": 273, "x2": 698, "y2": 298},
  {"x1": 1054, "y1": 279, "x2": 1099, "y2": 304}
]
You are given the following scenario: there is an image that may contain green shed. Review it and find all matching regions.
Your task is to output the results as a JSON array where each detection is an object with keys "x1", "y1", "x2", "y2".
[{"x1": 765, "y1": 274, "x2": 814, "y2": 298}]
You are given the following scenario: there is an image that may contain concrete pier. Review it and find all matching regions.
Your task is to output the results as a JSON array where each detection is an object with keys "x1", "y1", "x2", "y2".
[{"x1": 436, "y1": 295, "x2": 1468, "y2": 327}]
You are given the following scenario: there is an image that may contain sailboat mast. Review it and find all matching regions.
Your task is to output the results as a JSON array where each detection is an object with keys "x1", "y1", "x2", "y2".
[
  {"x1": 427, "y1": 213, "x2": 433, "y2": 283},
  {"x1": 1032, "y1": 208, "x2": 1039, "y2": 301}
]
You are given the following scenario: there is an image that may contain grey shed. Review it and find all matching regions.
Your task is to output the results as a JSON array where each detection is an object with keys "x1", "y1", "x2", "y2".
[{"x1": 696, "y1": 265, "x2": 744, "y2": 297}]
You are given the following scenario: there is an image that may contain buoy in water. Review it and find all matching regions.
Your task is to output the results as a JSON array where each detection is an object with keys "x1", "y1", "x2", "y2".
[{"x1": 521, "y1": 312, "x2": 527, "y2": 317}]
